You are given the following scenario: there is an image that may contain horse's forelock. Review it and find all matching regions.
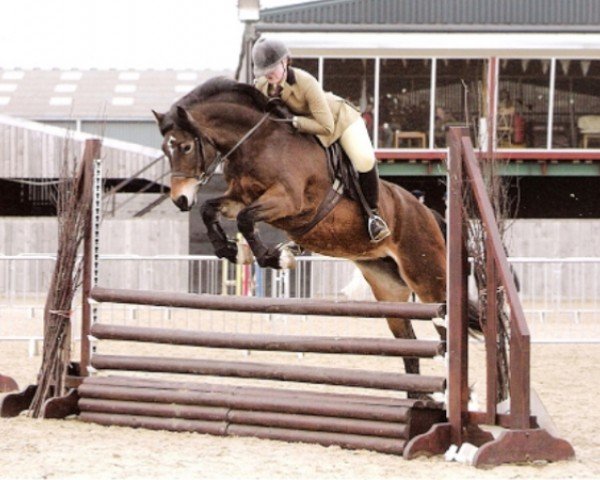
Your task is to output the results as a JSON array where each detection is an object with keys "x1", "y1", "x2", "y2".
[{"x1": 159, "y1": 120, "x2": 174, "y2": 136}]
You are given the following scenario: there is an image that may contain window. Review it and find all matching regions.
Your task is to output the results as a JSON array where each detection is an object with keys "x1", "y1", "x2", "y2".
[
  {"x1": 497, "y1": 59, "x2": 551, "y2": 148},
  {"x1": 293, "y1": 58, "x2": 319, "y2": 78},
  {"x1": 378, "y1": 59, "x2": 431, "y2": 149},
  {"x1": 553, "y1": 59, "x2": 600, "y2": 148},
  {"x1": 435, "y1": 59, "x2": 486, "y2": 148},
  {"x1": 322, "y1": 58, "x2": 375, "y2": 139}
]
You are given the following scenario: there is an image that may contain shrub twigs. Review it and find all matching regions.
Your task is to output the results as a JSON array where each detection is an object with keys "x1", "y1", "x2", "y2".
[{"x1": 29, "y1": 144, "x2": 92, "y2": 417}]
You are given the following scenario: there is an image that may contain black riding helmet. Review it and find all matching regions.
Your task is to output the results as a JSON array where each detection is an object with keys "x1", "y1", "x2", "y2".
[{"x1": 252, "y1": 38, "x2": 290, "y2": 77}]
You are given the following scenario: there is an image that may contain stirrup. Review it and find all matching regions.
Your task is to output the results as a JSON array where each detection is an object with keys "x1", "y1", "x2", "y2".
[{"x1": 368, "y1": 214, "x2": 391, "y2": 243}]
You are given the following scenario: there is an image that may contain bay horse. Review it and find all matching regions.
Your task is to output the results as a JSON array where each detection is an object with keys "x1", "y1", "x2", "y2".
[{"x1": 152, "y1": 77, "x2": 448, "y2": 385}]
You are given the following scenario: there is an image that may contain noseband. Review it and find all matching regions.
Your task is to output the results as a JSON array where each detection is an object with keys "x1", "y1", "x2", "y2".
[{"x1": 171, "y1": 111, "x2": 272, "y2": 186}]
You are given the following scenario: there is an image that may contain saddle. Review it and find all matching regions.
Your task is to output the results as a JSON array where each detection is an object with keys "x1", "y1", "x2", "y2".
[{"x1": 324, "y1": 142, "x2": 360, "y2": 202}]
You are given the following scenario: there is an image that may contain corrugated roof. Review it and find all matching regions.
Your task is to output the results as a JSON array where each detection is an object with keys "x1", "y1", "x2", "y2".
[
  {"x1": 258, "y1": 0, "x2": 600, "y2": 32},
  {"x1": 0, "y1": 68, "x2": 233, "y2": 120}
]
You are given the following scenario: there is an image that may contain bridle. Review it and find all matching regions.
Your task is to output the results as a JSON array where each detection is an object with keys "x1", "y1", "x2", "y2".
[{"x1": 170, "y1": 111, "x2": 272, "y2": 186}]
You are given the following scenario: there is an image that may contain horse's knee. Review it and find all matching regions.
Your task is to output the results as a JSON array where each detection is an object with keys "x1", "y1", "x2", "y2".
[{"x1": 200, "y1": 201, "x2": 218, "y2": 224}]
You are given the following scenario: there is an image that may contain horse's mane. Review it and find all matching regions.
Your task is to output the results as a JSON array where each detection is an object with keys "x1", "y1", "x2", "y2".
[
  {"x1": 176, "y1": 76, "x2": 269, "y2": 112},
  {"x1": 158, "y1": 76, "x2": 289, "y2": 136}
]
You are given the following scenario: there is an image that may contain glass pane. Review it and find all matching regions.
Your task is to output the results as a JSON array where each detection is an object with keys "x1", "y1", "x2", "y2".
[
  {"x1": 322, "y1": 58, "x2": 375, "y2": 140},
  {"x1": 553, "y1": 59, "x2": 600, "y2": 148},
  {"x1": 497, "y1": 59, "x2": 551, "y2": 148},
  {"x1": 434, "y1": 59, "x2": 486, "y2": 148},
  {"x1": 293, "y1": 58, "x2": 319, "y2": 78},
  {"x1": 378, "y1": 59, "x2": 431, "y2": 149}
]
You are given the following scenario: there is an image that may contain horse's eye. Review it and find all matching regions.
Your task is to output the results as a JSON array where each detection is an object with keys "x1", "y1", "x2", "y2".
[{"x1": 182, "y1": 144, "x2": 193, "y2": 154}]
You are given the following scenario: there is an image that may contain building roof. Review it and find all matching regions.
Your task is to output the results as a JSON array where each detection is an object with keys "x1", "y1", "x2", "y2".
[
  {"x1": 0, "y1": 68, "x2": 232, "y2": 120},
  {"x1": 258, "y1": 0, "x2": 600, "y2": 32}
]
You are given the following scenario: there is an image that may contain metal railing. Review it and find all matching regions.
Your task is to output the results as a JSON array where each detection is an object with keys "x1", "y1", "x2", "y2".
[
  {"x1": 104, "y1": 154, "x2": 170, "y2": 218},
  {"x1": 0, "y1": 254, "x2": 598, "y2": 349}
]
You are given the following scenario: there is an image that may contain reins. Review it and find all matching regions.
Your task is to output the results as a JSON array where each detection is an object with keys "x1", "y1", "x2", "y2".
[{"x1": 176, "y1": 111, "x2": 272, "y2": 186}]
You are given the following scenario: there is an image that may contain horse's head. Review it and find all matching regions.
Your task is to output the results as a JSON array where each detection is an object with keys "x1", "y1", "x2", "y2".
[
  {"x1": 152, "y1": 106, "x2": 218, "y2": 211},
  {"x1": 153, "y1": 77, "x2": 277, "y2": 211}
]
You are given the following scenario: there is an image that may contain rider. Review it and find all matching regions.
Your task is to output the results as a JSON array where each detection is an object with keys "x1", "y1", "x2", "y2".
[{"x1": 251, "y1": 37, "x2": 391, "y2": 243}]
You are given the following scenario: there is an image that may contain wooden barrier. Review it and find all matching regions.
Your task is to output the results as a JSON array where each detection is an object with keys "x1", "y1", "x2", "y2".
[
  {"x1": 90, "y1": 286, "x2": 445, "y2": 319},
  {"x1": 77, "y1": 286, "x2": 448, "y2": 453},
  {"x1": 91, "y1": 324, "x2": 444, "y2": 357},
  {"x1": 66, "y1": 132, "x2": 573, "y2": 464},
  {"x1": 1, "y1": 131, "x2": 575, "y2": 467}
]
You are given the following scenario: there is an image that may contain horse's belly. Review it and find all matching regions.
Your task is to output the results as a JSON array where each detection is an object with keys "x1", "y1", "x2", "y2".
[{"x1": 295, "y1": 213, "x2": 386, "y2": 260}]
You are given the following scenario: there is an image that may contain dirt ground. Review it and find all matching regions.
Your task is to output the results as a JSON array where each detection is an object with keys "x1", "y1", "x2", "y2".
[{"x1": 1, "y1": 310, "x2": 599, "y2": 480}]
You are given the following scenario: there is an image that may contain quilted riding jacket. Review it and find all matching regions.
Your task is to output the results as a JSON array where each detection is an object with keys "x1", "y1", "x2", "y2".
[{"x1": 255, "y1": 67, "x2": 361, "y2": 148}]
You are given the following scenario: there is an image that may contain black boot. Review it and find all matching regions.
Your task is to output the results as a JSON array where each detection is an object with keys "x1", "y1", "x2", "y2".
[{"x1": 358, "y1": 167, "x2": 391, "y2": 242}]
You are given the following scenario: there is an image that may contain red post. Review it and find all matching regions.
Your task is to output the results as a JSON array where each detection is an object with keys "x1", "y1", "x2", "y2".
[
  {"x1": 509, "y1": 318, "x2": 531, "y2": 429},
  {"x1": 446, "y1": 127, "x2": 470, "y2": 445}
]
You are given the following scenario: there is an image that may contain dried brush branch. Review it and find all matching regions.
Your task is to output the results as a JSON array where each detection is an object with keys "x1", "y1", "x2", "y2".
[
  {"x1": 29, "y1": 140, "x2": 92, "y2": 417},
  {"x1": 464, "y1": 111, "x2": 516, "y2": 403}
]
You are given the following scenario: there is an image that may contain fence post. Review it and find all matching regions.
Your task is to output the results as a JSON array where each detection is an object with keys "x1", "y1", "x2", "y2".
[
  {"x1": 80, "y1": 138, "x2": 102, "y2": 378},
  {"x1": 446, "y1": 126, "x2": 470, "y2": 445}
]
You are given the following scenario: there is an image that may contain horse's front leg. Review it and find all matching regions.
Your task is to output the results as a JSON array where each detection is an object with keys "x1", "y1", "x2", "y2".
[
  {"x1": 237, "y1": 195, "x2": 297, "y2": 270},
  {"x1": 200, "y1": 196, "x2": 251, "y2": 265}
]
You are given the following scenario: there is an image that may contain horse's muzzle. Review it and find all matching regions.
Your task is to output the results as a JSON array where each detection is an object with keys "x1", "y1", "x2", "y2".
[
  {"x1": 174, "y1": 196, "x2": 191, "y2": 211},
  {"x1": 170, "y1": 177, "x2": 198, "y2": 212}
]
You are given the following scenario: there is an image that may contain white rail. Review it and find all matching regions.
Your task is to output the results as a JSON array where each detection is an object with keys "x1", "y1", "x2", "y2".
[{"x1": 0, "y1": 255, "x2": 598, "y2": 350}]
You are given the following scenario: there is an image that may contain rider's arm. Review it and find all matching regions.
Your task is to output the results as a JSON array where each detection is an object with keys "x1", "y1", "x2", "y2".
[{"x1": 293, "y1": 77, "x2": 334, "y2": 136}]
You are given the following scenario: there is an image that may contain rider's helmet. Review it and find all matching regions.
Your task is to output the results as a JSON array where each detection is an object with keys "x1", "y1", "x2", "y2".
[{"x1": 252, "y1": 37, "x2": 290, "y2": 77}]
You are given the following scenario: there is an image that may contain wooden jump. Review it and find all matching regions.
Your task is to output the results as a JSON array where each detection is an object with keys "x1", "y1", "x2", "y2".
[{"x1": 90, "y1": 286, "x2": 445, "y2": 320}]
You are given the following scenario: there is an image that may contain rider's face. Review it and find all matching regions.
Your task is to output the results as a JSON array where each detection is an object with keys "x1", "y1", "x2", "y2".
[{"x1": 265, "y1": 62, "x2": 286, "y2": 84}]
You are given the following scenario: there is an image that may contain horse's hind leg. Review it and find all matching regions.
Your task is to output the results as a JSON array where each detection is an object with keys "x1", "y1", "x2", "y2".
[
  {"x1": 389, "y1": 235, "x2": 448, "y2": 342},
  {"x1": 354, "y1": 258, "x2": 422, "y2": 397}
]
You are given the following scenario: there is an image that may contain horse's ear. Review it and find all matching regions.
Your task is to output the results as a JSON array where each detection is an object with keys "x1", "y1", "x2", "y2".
[
  {"x1": 152, "y1": 110, "x2": 171, "y2": 136},
  {"x1": 176, "y1": 106, "x2": 201, "y2": 135},
  {"x1": 151, "y1": 109, "x2": 165, "y2": 125}
]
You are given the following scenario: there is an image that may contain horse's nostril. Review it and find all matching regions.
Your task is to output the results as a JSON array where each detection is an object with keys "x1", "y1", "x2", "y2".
[{"x1": 175, "y1": 196, "x2": 190, "y2": 211}]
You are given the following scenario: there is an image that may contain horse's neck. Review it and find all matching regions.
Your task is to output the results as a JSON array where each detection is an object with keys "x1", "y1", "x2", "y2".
[
  {"x1": 203, "y1": 100, "x2": 331, "y2": 192},
  {"x1": 201, "y1": 102, "x2": 262, "y2": 149}
]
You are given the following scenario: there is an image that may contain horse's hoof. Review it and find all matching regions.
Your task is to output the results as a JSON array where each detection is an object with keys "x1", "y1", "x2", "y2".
[
  {"x1": 278, "y1": 246, "x2": 297, "y2": 270},
  {"x1": 257, "y1": 252, "x2": 281, "y2": 269},
  {"x1": 215, "y1": 241, "x2": 238, "y2": 264}
]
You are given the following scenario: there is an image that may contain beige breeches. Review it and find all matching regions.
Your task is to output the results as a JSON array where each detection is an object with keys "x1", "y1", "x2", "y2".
[{"x1": 339, "y1": 119, "x2": 376, "y2": 173}]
